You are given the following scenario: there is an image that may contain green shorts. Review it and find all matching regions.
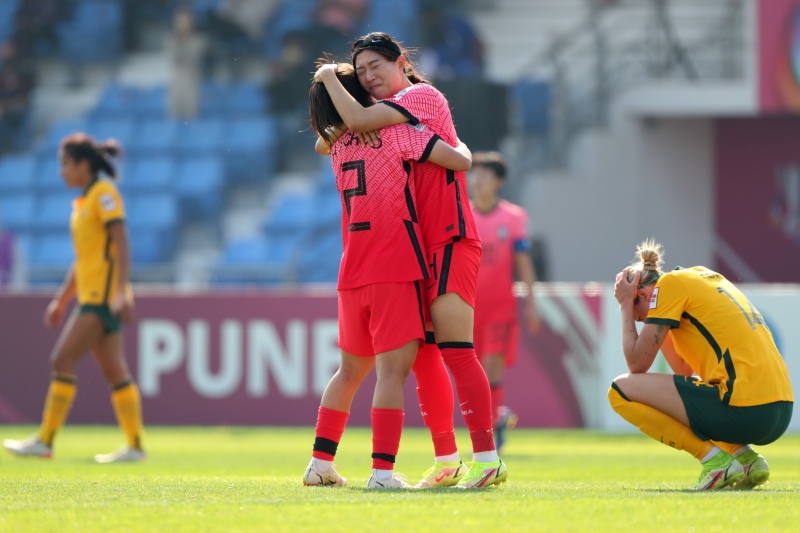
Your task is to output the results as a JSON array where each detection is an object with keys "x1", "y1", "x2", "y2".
[
  {"x1": 78, "y1": 304, "x2": 121, "y2": 334},
  {"x1": 674, "y1": 375, "x2": 793, "y2": 445}
]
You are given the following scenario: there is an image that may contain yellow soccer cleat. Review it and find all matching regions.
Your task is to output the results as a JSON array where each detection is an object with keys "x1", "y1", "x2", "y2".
[
  {"x1": 414, "y1": 460, "x2": 466, "y2": 488},
  {"x1": 735, "y1": 450, "x2": 770, "y2": 489},
  {"x1": 455, "y1": 459, "x2": 508, "y2": 488},
  {"x1": 694, "y1": 452, "x2": 743, "y2": 490}
]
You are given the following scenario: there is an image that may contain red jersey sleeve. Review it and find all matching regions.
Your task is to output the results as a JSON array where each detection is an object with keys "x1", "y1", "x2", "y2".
[{"x1": 380, "y1": 84, "x2": 454, "y2": 141}]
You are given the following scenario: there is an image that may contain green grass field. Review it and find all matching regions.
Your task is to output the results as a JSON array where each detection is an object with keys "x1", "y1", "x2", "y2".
[{"x1": 1, "y1": 426, "x2": 798, "y2": 533}]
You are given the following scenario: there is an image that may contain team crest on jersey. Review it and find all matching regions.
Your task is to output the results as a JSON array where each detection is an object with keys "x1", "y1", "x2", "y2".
[
  {"x1": 649, "y1": 287, "x2": 659, "y2": 309},
  {"x1": 497, "y1": 226, "x2": 509, "y2": 240},
  {"x1": 99, "y1": 193, "x2": 117, "y2": 212}
]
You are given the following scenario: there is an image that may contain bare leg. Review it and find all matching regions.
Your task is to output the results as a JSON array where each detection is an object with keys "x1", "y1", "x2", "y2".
[
  {"x1": 51, "y1": 311, "x2": 105, "y2": 374},
  {"x1": 320, "y1": 351, "x2": 374, "y2": 412},
  {"x1": 373, "y1": 340, "x2": 419, "y2": 408},
  {"x1": 92, "y1": 331, "x2": 132, "y2": 386}
]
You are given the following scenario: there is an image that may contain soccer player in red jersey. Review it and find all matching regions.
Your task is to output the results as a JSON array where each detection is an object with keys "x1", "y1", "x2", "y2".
[
  {"x1": 303, "y1": 63, "x2": 474, "y2": 489},
  {"x1": 314, "y1": 32, "x2": 507, "y2": 488},
  {"x1": 469, "y1": 152, "x2": 540, "y2": 451}
]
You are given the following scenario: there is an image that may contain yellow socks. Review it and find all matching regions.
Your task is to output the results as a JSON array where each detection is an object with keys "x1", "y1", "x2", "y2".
[
  {"x1": 112, "y1": 381, "x2": 144, "y2": 450},
  {"x1": 39, "y1": 374, "x2": 78, "y2": 447},
  {"x1": 712, "y1": 440, "x2": 746, "y2": 456},
  {"x1": 608, "y1": 383, "x2": 714, "y2": 460}
]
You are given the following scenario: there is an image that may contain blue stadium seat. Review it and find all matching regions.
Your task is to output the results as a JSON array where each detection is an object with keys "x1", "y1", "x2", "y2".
[
  {"x1": 512, "y1": 80, "x2": 551, "y2": 135},
  {"x1": 130, "y1": 229, "x2": 170, "y2": 264},
  {"x1": 312, "y1": 191, "x2": 342, "y2": 229},
  {"x1": 85, "y1": 117, "x2": 136, "y2": 147},
  {"x1": 299, "y1": 229, "x2": 342, "y2": 283},
  {"x1": 0, "y1": 194, "x2": 36, "y2": 233},
  {"x1": 126, "y1": 194, "x2": 179, "y2": 263},
  {"x1": 126, "y1": 193, "x2": 179, "y2": 231},
  {"x1": 33, "y1": 193, "x2": 76, "y2": 233},
  {"x1": 220, "y1": 117, "x2": 278, "y2": 182},
  {"x1": 58, "y1": 1, "x2": 123, "y2": 63},
  {"x1": 214, "y1": 235, "x2": 296, "y2": 285},
  {"x1": 263, "y1": 192, "x2": 315, "y2": 234},
  {"x1": 29, "y1": 233, "x2": 74, "y2": 267},
  {"x1": 133, "y1": 86, "x2": 167, "y2": 118},
  {"x1": 0, "y1": 154, "x2": 37, "y2": 193},
  {"x1": 362, "y1": 0, "x2": 418, "y2": 48},
  {"x1": 34, "y1": 157, "x2": 64, "y2": 192},
  {"x1": 176, "y1": 119, "x2": 224, "y2": 155},
  {"x1": 226, "y1": 83, "x2": 268, "y2": 115},
  {"x1": 263, "y1": 0, "x2": 318, "y2": 58},
  {"x1": 175, "y1": 157, "x2": 225, "y2": 218},
  {"x1": 0, "y1": 1, "x2": 21, "y2": 45},
  {"x1": 125, "y1": 157, "x2": 175, "y2": 192},
  {"x1": 126, "y1": 119, "x2": 179, "y2": 155},
  {"x1": 93, "y1": 83, "x2": 140, "y2": 117},
  {"x1": 41, "y1": 118, "x2": 87, "y2": 152}
]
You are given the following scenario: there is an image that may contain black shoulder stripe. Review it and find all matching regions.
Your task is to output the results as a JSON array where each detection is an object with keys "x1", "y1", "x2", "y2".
[
  {"x1": 379, "y1": 100, "x2": 420, "y2": 125},
  {"x1": 418, "y1": 134, "x2": 440, "y2": 164}
]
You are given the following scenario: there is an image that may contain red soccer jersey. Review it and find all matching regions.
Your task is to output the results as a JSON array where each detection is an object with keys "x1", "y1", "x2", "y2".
[
  {"x1": 332, "y1": 123, "x2": 438, "y2": 290},
  {"x1": 472, "y1": 200, "x2": 530, "y2": 324},
  {"x1": 380, "y1": 84, "x2": 480, "y2": 249}
]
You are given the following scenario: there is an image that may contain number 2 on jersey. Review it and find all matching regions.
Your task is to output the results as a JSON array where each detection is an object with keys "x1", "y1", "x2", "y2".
[{"x1": 342, "y1": 160, "x2": 370, "y2": 232}]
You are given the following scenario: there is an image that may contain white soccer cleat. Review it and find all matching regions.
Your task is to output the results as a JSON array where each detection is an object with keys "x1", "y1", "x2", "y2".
[
  {"x1": 95, "y1": 446, "x2": 147, "y2": 464},
  {"x1": 366, "y1": 471, "x2": 412, "y2": 489},
  {"x1": 303, "y1": 460, "x2": 347, "y2": 487},
  {"x1": 694, "y1": 453, "x2": 743, "y2": 490},
  {"x1": 736, "y1": 450, "x2": 770, "y2": 489},
  {"x1": 3, "y1": 435, "x2": 52, "y2": 458}
]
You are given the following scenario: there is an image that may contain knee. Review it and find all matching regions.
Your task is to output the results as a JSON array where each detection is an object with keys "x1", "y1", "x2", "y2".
[{"x1": 607, "y1": 375, "x2": 631, "y2": 410}]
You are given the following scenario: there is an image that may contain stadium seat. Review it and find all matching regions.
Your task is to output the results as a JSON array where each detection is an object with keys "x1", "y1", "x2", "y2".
[
  {"x1": 29, "y1": 233, "x2": 74, "y2": 268},
  {"x1": 362, "y1": 0, "x2": 418, "y2": 48},
  {"x1": 126, "y1": 119, "x2": 180, "y2": 155},
  {"x1": 220, "y1": 117, "x2": 278, "y2": 182},
  {"x1": 298, "y1": 229, "x2": 342, "y2": 283},
  {"x1": 0, "y1": 1, "x2": 21, "y2": 46},
  {"x1": 33, "y1": 193, "x2": 77, "y2": 234},
  {"x1": 85, "y1": 117, "x2": 136, "y2": 147},
  {"x1": 133, "y1": 86, "x2": 168, "y2": 118},
  {"x1": 263, "y1": 0, "x2": 318, "y2": 58},
  {"x1": 176, "y1": 119, "x2": 225, "y2": 155},
  {"x1": 226, "y1": 83, "x2": 268, "y2": 115},
  {"x1": 312, "y1": 191, "x2": 342, "y2": 230},
  {"x1": 175, "y1": 157, "x2": 225, "y2": 219},
  {"x1": 58, "y1": 1, "x2": 123, "y2": 63},
  {"x1": 41, "y1": 118, "x2": 88, "y2": 152},
  {"x1": 0, "y1": 154, "x2": 37, "y2": 193},
  {"x1": 263, "y1": 192, "x2": 316, "y2": 234},
  {"x1": 93, "y1": 83, "x2": 140, "y2": 117},
  {"x1": 126, "y1": 194, "x2": 179, "y2": 263},
  {"x1": 125, "y1": 157, "x2": 175, "y2": 192},
  {"x1": 34, "y1": 157, "x2": 64, "y2": 192},
  {"x1": 214, "y1": 235, "x2": 296, "y2": 284},
  {"x1": 0, "y1": 194, "x2": 36, "y2": 233}
]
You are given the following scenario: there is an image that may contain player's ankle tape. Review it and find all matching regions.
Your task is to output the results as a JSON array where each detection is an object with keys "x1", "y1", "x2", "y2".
[
  {"x1": 437, "y1": 342, "x2": 474, "y2": 349},
  {"x1": 313, "y1": 437, "x2": 339, "y2": 456},
  {"x1": 371, "y1": 452, "x2": 396, "y2": 464}
]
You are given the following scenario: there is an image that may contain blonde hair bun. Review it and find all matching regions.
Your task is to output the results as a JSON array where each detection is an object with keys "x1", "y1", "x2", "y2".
[{"x1": 626, "y1": 239, "x2": 664, "y2": 287}]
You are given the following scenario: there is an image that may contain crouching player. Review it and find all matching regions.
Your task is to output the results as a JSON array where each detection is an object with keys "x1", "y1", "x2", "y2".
[
  {"x1": 469, "y1": 152, "x2": 539, "y2": 450},
  {"x1": 610, "y1": 240, "x2": 793, "y2": 490}
]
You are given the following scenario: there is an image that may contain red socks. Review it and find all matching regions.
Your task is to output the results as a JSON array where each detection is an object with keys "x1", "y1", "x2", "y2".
[
  {"x1": 411, "y1": 341, "x2": 458, "y2": 457},
  {"x1": 490, "y1": 383, "x2": 504, "y2": 426},
  {"x1": 312, "y1": 406, "x2": 349, "y2": 461},
  {"x1": 440, "y1": 343, "x2": 496, "y2": 453},
  {"x1": 371, "y1": 408, "x2": 404, "y2": 470}
]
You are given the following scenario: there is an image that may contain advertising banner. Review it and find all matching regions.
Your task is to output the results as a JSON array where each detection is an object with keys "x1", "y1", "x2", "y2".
[
  {"x1": 759, "y1": 0, "x2": 800, "y2": 112},
  {"x1": 0, "y1": 287, "x2": 603, "y2": 428},
  {"x1": 715, "y1": 117, "x2": 800, "y2": 282}
]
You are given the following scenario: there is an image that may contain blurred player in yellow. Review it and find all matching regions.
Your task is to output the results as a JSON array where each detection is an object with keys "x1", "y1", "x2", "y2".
[
  {"x1": 609, "y1": 240, "x2": 793, "y2": 490},
  {"x1": 3, "y1": 133, "x2": 146, "y2": 463}
]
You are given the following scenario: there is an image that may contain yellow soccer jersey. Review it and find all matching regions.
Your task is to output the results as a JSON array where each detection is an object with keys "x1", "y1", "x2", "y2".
[
  {"x1": 646, "y1": 267, "x2": 793, "y2": 406},
  {"x1": 70, "y1": 179, "x2": 132, "y2": 306}
]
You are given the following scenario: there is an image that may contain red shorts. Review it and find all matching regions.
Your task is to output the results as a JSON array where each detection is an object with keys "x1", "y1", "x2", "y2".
[
  {"x1": 338, "y1": 281, "x2": 426, "y2": 357},
  {"x1": 474, "y1": 320, "x2": 519, "y2": 366},
  {"x1": 425, "y1": 238, "x2": 481, "y2": 309}
]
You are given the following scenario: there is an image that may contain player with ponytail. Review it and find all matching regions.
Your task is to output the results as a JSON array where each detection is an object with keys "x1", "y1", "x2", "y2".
[
  {"x1": 609, "y1": 239, "x2": 793, "y2": 490},
  {"x1": 4, "y1": 133, "x2": 146, "y2": 463},
  {"x1": 313, "y1": 32, "x2": 505, "y2": 489}
]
